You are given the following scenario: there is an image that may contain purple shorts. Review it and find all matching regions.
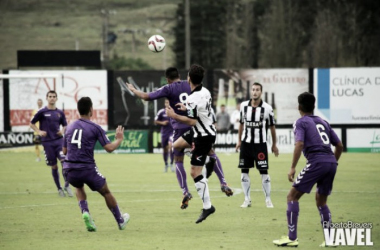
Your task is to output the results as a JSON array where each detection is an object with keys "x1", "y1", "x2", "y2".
[
  {"x1": 161, "y1": 133, "x2": 171, "y2": 148},
  {"x1": 293, "y1": 161, "x2": 337, "y2": 196},
  {"x1": 172, "y1": 127, "x2": 191, "y2": 156},
  {"x1": 42, "y1": 138, "x2": 65, "y2": 166},
  {"x1": 64, "y1": 167, "x2": 106, "y2": 191}
]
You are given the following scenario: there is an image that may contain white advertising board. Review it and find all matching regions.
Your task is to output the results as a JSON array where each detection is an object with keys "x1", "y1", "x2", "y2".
[
  {"x1": 347, "y1": 129, "x2": 380, "y2": 153},
  {"x1": 239, "y1": 69, "x2": 309, "y2": 124},
  {"x1": 314, "y1": 67, "x2": 380, "y2": 124},
  {"x1": 9, "y1": 70, "x2": 108, "y2": 131}
]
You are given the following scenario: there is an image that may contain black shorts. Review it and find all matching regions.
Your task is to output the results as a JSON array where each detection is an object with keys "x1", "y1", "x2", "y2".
[
  {"x1": 238, "y1": 142, "x2": 269, "y2": 170},
  {"x1": 182, "y1": 129, "x2": 193, "y2": 146},
  {"x1": 33, "y1": 135, "x2": 41, "y2": 145},
  {"x1": 191, "y1": 136, "x2": 215, "y2": 166}
]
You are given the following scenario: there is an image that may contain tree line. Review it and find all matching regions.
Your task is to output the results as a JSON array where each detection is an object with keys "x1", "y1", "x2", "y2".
[{"x1": 173, "y1": 0, "x2": 380, "y2": 69}]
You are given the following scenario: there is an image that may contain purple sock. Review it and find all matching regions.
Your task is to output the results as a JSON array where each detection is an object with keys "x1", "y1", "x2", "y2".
[
  {"x1": 175, "y1": 161, "x2": 189, "y2": 195},
  {"x1": 52, "y1": 168, "x2": 61, "y2": 190},
  {"x1": 163, "y1": 151, "x2": 168, "y2": 165},
  {"x1": 318, "y1": 205, "x2": 331, "y2": 232},
  {"x1": 110, "y1": 205, "x2": 124, "y2": 224},
  {"x1": 209, "y1": 153, "x2": 227, "y2": 185},
  {"x1": 79, "y1": 200, "x2": 89, "y2": 213},
  {"x1": 287, "y1": 201, "x2": 299, "y2": 241},
  {"x1": 170, "y1": 151, "x2": 174, "y2": 165}
]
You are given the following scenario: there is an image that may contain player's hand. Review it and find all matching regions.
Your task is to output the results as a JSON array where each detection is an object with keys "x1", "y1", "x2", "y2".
[
  {"x1": 165, "y1": 106, "x2": 175, "y2": 118},
  {"x1": 272, "y1": 145, "x2": 279, "y2": 157},
  {"x1": 175, "y1": 102, "x2": 186, "y2": 111},
  {"x1": 57, "y1": 130, "x2": 63, "y2": 136},
  {"x1": 39, "y1": 130, "x2": 47, "y2": 137},
  {"x1": 126, "y1": 82, "x2": 136, "y2": 92},
  {"x1": 235, "y1": 141, "x2": 241, "y2": 152},
  {"x1": 288, "y1": 168, "x2": 296, "y2": 182},
  {"x1": 115, "y1": 125, "x2": 125, "y2": 140},
  {"x1": 162, "y1": 120, "x2": 169, "y2": 125}
]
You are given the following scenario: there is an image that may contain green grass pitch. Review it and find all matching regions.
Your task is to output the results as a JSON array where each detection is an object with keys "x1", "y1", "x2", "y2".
[{"x1": 0, "y1": 149, "x2": 379, "y2": 249}]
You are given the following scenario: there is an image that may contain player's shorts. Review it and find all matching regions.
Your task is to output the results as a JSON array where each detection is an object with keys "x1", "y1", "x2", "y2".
[
  {"x1": 42, "y1": 138, "x2": 65, "y2": 166},
  {"x1": 172, "y1": 127, "x2": 191, "y2": 156},
  {"x1": 191, "y1": 136, "x2": 215, "y2": 166},
  {"x1": 181, "y1": 129, "x2": 193, "y2": 146},
  {"x1": 33, "y1": 135, "x2": 41, "y2": 145},
  {"x1": 161, "y1": 133, "x2": 171, "y2": 148},
  {"x1": 238, "y1": 142, "x2": 269, "y2": 170},
  {"x1": 64, "y1": 166, "x2": 106, "y2": 192},
  {"x1": 293, "y1": 161, "x2": 337, "y2": 196}
]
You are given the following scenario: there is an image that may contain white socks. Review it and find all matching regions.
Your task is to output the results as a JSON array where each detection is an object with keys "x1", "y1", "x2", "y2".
[
  {"x1": 241, "y1": 173, "x2": 251, "y2": 202},
  {"x1": 261, "y1": 174, "x2": 271, "y2": 200},
  {"x1": 194, "y1": 177, "x2": 211, "y2": 209}
]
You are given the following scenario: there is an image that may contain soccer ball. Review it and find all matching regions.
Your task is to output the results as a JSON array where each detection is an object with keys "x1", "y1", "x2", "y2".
[{"x1": 148, "y1": 35, "x2": 166, "y2": 53}]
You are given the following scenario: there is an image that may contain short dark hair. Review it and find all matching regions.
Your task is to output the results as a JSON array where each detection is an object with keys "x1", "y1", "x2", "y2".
[
  {"x1": 165, "y1": 67, "x2": 180, "y2": 80},
  {"x1": 298, "y1": 92, "x2": 315, "y2": 113},
  {"x1": 188, "y1": 64, "x2": 204, "y2": 85},
  {"x1": 77, "y1": 97, "x2": 93, "y2": 115},
  {"x1": 252, "y1": 82, "x2": 262, "y2": 92},
  {"x1": 46, "y1": 90, "x2": 57, "y2": 98}
]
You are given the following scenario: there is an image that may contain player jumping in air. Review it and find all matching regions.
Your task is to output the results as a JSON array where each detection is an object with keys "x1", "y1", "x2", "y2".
[
  {"x1": 126, "y1": 67, "x2": 233, "y2": 210},
  {"x1": 166, "y1": 64, "x2": 216, "y2": 223}
]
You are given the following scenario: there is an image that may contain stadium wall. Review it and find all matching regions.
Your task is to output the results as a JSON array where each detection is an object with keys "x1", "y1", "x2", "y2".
[{"x1": 1, "y1": 68, "x2": 379, "y2": 153}]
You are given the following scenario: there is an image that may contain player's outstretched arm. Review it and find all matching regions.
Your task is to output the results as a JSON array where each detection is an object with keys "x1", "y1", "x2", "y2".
[
  {"x1": 103, "y1": 126, "x2": 124, "y2": 153},
  {"x1": 126, "y1": 82, "x2": 150, "y2": 100}
]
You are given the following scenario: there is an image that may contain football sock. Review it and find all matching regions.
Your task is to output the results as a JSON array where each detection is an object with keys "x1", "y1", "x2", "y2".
[
  {"x1": 210, "y1": 153, "x2": 227, "y2": 185},
  {"x1": 175, "y1": 162, "x2": 189, "y2": 195},
  {"x1": 163, "y1": 151, "x2": 168, "y2": 165},
  {"x1": 287, "y1": 201, "x2": 299, "y2": 241},
  {"x1": 52, "y1": 168, "x2": 61, "y2": 190},
  {"x1": 170, "y1": 150, "x2": 174, "y2": 165},
  {"x1": 79, "y1": 200, "x2": 89, "y2": 213},
  {"x1": 194, "y1": 175, "x2": 211, "y2": 209},
  {"x1": 318, "y1": 205, "x2": 332, "y2": 233},
  {"x1": 241, "y1": 173, "x2": 251, "y2": 201},
  {"x1": 110, "y1": 205, "x2": 124, "y2": 224},
  {"x1": 261, "y1": 174, "x2": 271, "y2": 199}
]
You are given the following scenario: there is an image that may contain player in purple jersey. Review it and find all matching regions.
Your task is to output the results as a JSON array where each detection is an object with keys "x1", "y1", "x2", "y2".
[
  {"x1": 62, "y1": 97, "x2": 129, "y2": 232},
  {"x1": 273, "y1": 92, "x2": 343, "y2": 247},
  {"x1": 155, "y1": 99, "x2": 174, "y2": 172},
  {"x1": 30, "y1": 90, "x2": 71, "y2": 197},
  {"x1": 166, "y1": 64, "x2": 216, "y2": 223},
  {"x1": 126, "y1": 67, "x2": 233, "y2": 209}
]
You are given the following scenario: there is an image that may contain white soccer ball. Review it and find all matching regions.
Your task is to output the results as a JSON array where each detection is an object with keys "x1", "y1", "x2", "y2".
[{"x1": 148, "y1": 35, "x2": 166, "y2": 53}]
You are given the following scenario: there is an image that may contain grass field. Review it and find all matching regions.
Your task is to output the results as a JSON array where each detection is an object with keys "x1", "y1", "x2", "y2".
[{"x1": 0, "y1": 149, "x2": 379, "y2": 249}]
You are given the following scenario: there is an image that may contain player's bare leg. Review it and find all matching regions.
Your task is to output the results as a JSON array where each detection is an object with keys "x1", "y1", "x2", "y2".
[{"x1": 98, "y1": 183, "x2": 129, "y2": 230}]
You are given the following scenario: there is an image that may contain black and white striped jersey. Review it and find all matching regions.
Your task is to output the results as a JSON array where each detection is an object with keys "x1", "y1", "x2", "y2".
[
  {"x1": 239, "y1": 99, "x2": 275, "y2": 144},
  {"x1": 186, "y1": 85, "x2": 216, "y2": 138}
]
